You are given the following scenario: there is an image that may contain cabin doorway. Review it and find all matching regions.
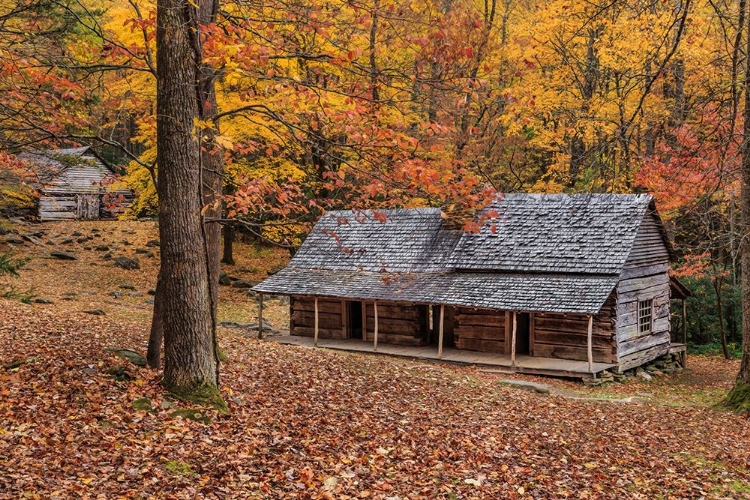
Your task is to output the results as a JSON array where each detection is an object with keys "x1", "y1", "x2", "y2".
[
  {"x1": 346, "y1": 301, "x2": 364, "y2": 340},
  {"x1": 515, "y1": 312, "x2": 531, "y2": 355}
]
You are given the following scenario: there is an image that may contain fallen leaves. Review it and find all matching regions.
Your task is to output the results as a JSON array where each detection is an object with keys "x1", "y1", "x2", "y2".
[
  {"x1": 1, "y1": 221, "x2": 750, "y2": 497},
  {"x1": 2, "y1": 297, "x2": 749, "y2": 498}
]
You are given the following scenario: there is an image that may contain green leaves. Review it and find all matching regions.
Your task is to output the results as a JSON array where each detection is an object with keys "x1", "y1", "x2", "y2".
[{"x1": 0, "y1": 252, "x2": 29, "y2": 277}]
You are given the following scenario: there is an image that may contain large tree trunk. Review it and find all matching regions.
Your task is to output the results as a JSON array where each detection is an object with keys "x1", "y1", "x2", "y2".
[
  {"x1": 739, "y1": 78, "x2": 750, "y2": 383},
  {"x1": 155, "y1": 0, "x2": 220, "y2": 402},
  {"x1": 197, "y1": 0, "x2": 223, "y2": 384},
  {"x1": 201, "y1": 90, "x2": 222, "y2": 380},
  {"x1": 727, "y1": 0, "x2": 750, "y2": 410}
]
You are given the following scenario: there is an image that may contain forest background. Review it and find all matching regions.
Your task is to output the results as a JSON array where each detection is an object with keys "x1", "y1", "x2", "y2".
[{"x1": 0, "y1": 0, "x2": 746, "y2": 356}]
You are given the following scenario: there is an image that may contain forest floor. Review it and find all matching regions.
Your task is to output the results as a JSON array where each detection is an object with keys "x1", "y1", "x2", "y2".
[{"x1": 1, "y1": 219, "x2": 750, "y2": 499}]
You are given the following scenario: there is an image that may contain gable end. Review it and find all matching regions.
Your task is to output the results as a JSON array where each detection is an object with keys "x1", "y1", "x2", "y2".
[{"x1": 622, "y1": 208, "x2": 671, "y2": 278}]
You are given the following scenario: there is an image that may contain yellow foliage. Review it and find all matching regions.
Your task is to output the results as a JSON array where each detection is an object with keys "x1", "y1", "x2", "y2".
[{"x1": 87, "y1": 0, "x2": 737, "y2": 212}]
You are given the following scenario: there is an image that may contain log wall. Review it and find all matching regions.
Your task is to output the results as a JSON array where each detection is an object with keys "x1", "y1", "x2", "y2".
[
  {"x1": 532, "y1": 294, "x2": 617, "y2": 363},
  {"x1": 615, "y1": 211, "x2": 672, "y2": 371},
  {"x1": 39, "y1": 196, "x2": 77, "y2": 220},
  {"x1": 289, "y1": 296, "x2": 346, "y2": 339},
  {"x1": 289, "y1": 296, "x2": 430, "y2": 346},
  {"x1": 39, "y1": 192, "x2": 134, "y2": 221},
  {"x1": 615, "y1": 273, "x2": 671, "y2": 370},
  {"x1": 365, "y1": 301, "x2": 425, "y2": 346},
  {"x1": 620, "y1": 211, "x2": 671, "y2": 279},
  {"x1": 454, "y1": 307, "x2": 506, "y2": 353}
]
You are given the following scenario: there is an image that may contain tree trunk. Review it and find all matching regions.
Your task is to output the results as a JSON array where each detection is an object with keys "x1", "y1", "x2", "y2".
[
  {"x1": 222, "y1": 223, "x2": 235, "y2": 265},
  {"x1": 146, "y1": 271, "x2": 163, "y2": 368},
  {"x1": 155, "y1": 0, "x2": 220, "y2": 403},
  {"x1": 198, "y1": 52, "x2": 223, "y2": 388},
  {"x1": 368, "y1": 0, "x2": 379, "y2": 102},
  {"x1": 740, "y1": 0, "x2": 750, "y2": 383},
  {"x1": 713, "y1": 276, "x2": 730, "y2": 360},
  {"x1": 740, "y1": 65, "x2": 750, "y2": 382},
  {"x1": 726, "y1": 0, "x2": 750, "y2": 410}
]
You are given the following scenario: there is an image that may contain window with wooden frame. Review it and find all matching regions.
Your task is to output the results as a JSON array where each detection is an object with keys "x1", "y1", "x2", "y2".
[{"x1": 638, "y1": 299, "x2": 653, "y2": 334}]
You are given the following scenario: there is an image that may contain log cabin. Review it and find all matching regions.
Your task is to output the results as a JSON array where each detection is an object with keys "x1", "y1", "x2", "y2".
[
  {"x1": 20, "y1": 147, "x2": 134, "y2": 220},
  {"x1": 255, "y1": 193, "x2": 686, "y2": 376}
]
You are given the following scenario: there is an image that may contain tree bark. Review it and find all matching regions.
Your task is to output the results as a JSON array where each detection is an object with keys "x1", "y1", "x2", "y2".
[
  {"x1": 222, "y1": 223, "x2": 235, "y2": 265},
  {"x1": 740, "y1": 0, "x2": 750, "y2": 383},
  {"x1": 199, "y1": 51, "x2": 223, "y2": 389},
  {"x1": 146, "y1": 271, "x2": 163, "y2": 368},
  {"x1": 727, "y1": 0, "x2": 750, "y2": 410},
  {"x1": 740, "y1": 71, "x2": 750, "y2": 382},
  {"x1": 155, "y1": 0, "x2": 219, "y2": 399},
  {"x1": 713, "y1": 276, "x2": 730, "y2": 360}
]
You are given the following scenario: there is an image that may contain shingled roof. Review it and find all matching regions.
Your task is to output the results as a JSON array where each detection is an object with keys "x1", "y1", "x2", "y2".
[
  {"x1": 449, "y1": 193, "x2": 655, "y2": 274},
  {"x1": 289, "y1": 208, "x2": 461, "y2": 273},
  {"x1": 256, "y1": 268, "x2": 619, "y2": 314},
  {"x1": 254, "y1": 194, "x2": 672, "y2": 314},
  {"x1": 19, "y1": 146, "x2": 116, "y2": 191}
]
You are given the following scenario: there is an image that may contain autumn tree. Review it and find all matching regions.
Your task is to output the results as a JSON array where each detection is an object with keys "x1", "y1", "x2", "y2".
[
  {"x1": 726, "y1": 0, "x2": 750, "y2": 411},
  {"x1": 0, "y1": 0, "x2": 101, "y2": 149},
  {"x1": 151, "y1": 0, "x2": 224, "y2": 404}
]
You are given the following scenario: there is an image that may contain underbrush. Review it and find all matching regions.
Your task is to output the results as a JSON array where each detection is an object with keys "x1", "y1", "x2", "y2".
[
  {"x1": 0, "y1": 251, "x2": 28, "y2": 276},
  {"x1": 688, "y1": 341, "x2": 743, "y2": 359}
]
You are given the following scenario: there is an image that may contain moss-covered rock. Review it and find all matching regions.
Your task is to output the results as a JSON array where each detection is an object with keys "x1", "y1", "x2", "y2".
[
  {"x1": 132, "y1": 397, "x2": 153, "y2": 412},
  {"x1": 106, "y1": 348, "x2": 147, "y2": 366},
  {"x1": 216, "y1": 348, "x2": 229, "y2": 363},
  {"x1": 108, "y1": 365, "x2": 133, "y2": 381},
  {"x1": 165, "y1": 460, "x2": 194, "y2": 476},
  {"x1": 2, "y1": 357, "x2": 34, "y2": 370}
]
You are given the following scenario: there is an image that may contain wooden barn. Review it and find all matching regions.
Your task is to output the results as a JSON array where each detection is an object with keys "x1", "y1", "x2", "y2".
[
  {"x1": 255, "y1": 194, "x2": 686, "y2": 377},
  {"x1": 21, "y1": 147, "x2": 134, "y2": 220}
]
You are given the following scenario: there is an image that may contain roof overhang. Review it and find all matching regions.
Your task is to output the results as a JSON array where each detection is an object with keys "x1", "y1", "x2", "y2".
[
  {"x1": 669, "y1": 275, "x2": 692, "y2": 299},
  {"x1": 254, "y1": 269, "x2": 618, "y2": 315}
]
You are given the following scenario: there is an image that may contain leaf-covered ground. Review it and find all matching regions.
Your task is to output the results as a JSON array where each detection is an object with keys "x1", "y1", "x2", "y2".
[{"x1": 1, "y1": 221, "x2": 750, "y2": 498}]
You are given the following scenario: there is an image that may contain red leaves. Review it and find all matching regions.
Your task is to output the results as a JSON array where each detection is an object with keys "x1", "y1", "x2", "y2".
[{"x1": 636, "y1": 113, "x2": 740, "y2": 215}]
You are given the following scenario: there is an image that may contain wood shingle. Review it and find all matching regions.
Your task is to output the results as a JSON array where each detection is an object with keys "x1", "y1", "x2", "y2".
[{"x1": 448, "y1": 193, "x2": 655, "y2": 274}]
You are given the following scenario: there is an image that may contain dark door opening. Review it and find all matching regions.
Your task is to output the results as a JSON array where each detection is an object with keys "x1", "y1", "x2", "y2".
[
  {"x1": 425, "y1": 305, "x2": 455, "y2": 347},
  {"x1": 515, "y1": 312, "x2": 530, "y2": 355},
  {"x1": 347, "y1": 301, "x2": 363, "y2": 339}
]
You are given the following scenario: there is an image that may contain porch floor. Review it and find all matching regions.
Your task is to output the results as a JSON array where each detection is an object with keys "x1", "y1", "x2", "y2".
[{"x1": 268, "y1": 335, "x2": 616, "y2": 378}]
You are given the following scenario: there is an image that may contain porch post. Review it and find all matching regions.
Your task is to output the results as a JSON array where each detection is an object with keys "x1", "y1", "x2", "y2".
[
  {"x1": 587, "y1": 314, "x2": 593, "y2": 373},
  {"x1": 682, "y1": 298, "x2": 687, "y2": 368},
  {"x1": 257, "y1": 293, "x2": 264, "y2": 339},
  {"x1": 361, "y1": 301, "x2": 367, "y2": 341},
  {"x1": 314, "y1": 296, "x2": 319, "y2": 347},
  {"x1": 511, "y1": 311, "x2": 517, "y2": 367},
  {"x1": 373, "y1": 300, "x2": 379, "y2": 351},
  {"x1": 437, "y1": 304, "x2": 445, "y2": 359}
]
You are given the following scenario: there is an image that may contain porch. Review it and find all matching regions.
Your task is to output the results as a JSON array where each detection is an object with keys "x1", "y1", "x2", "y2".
[{"x1": 268, "y1": 334, "x2": 616, "y2": 378}]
